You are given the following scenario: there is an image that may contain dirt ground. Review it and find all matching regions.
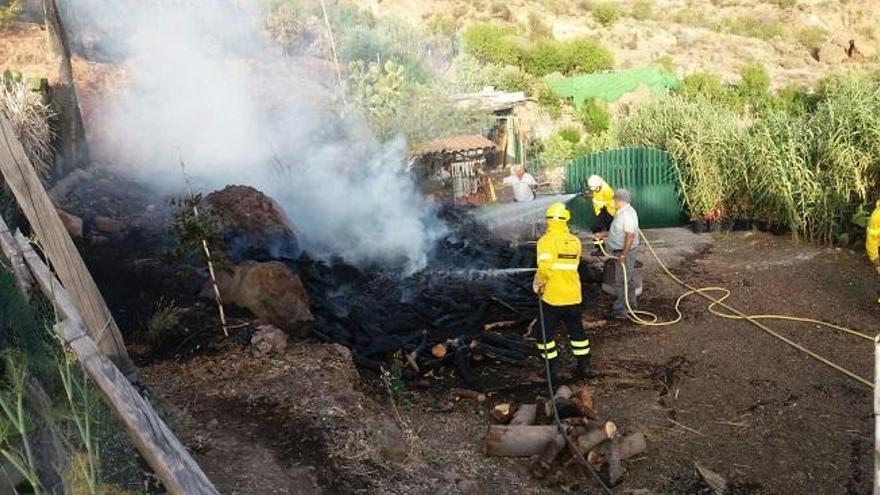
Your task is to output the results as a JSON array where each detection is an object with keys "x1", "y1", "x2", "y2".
[{"x1": 143, "y1": 230, "x2": 877, "y2": 494}]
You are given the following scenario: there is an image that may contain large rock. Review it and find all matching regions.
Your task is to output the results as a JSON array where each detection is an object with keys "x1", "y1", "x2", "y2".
[
  {"x1": 214, "y1": 261, "x2": 313, "y2": 336},
  {"x1": 206, "y1": 185, "x2": 299, "y2": 262}
]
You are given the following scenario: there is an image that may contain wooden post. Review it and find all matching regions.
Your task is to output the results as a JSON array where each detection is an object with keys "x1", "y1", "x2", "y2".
[
  {"x1": 0, "y1": 115, "x2": 134, "y2": 376},
  {"x1": 14, "y1": 233, "x2": 218, "y2": 494},
  {"x1": 41, "y1": 0, "x2": 90, "y2": 171},
  {"x1": 874, "y1": 334, "x2": 879, "y2": 495}
]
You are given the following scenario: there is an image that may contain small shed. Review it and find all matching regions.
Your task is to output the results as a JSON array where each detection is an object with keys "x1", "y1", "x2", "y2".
[{"x1": 413, "y1": 134, "x2": 497, "y2": 205}]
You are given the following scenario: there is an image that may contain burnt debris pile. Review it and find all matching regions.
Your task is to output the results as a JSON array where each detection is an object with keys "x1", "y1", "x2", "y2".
[{"x1": 299, "y1": 207, "x2": 597, "y2": 383}]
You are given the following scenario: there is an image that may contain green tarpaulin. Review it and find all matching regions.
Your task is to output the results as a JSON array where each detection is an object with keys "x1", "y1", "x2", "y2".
[{"x1": 545, "y1": 67, "x2": 679, "y2": 108}]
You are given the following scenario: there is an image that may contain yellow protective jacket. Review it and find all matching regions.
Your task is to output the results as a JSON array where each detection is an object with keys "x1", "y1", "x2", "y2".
[
  {"x1": 866, "y1": 200, "x2": 880, "y2": 263},
  {"x1": 592, "y1": 181, "x2": 617, "y2": 217},
  {"x1": 535, "y1": 220, "x2": 583, "y2": 306}
]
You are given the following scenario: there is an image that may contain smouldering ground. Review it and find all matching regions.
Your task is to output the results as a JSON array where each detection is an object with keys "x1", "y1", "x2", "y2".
[{"x1": 144, "y1": 230, "x2": 877, "y2": 494}]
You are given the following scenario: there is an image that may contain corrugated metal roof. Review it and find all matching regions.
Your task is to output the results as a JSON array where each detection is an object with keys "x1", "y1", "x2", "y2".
[{"x1": 414, "y1": 134, "x2": 496, "y2": 155}]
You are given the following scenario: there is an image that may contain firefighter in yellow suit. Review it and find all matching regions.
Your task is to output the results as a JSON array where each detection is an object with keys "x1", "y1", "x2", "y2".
[
  {"x1": 533, "y1": 202, "x2": 592, "y2": 382},
  {"x1": 586, "y1": 175, "x2": 616, "y2": 233},
  {"x1": 866, "y1": 199, "x2": 880, "y2": 274}
]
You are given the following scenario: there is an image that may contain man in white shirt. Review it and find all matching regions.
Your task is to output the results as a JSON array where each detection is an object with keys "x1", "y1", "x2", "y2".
[
  {"x1": 502, "y1": 165, "x2": 538, "y2": 202},
  {"x1": 595, "y1": 189, "x2": 640, "y2": 319}
]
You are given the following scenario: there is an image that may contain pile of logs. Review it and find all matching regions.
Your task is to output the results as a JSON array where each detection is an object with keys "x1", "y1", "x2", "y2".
[
  {"x1": 484, "y1": 385, "x2": 647, "y2": 487},
  {"x1": 299, "y1": 207, "x2": 581, "y2": 380}
]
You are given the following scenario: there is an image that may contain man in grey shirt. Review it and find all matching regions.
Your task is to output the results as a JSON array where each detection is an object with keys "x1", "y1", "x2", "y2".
[{"x1": 595, "y1": 189, "x2": 639, "y2": 319}]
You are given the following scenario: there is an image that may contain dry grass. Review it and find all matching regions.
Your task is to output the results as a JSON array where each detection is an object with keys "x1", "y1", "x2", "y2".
[{"x1": 0, "y1": 78, "x2": 55, "y2": 180}]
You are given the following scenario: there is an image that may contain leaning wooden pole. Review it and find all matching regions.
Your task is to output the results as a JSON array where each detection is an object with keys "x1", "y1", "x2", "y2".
[
  {"x1": 14, "y1": 232, "x2": 218, "y2": 494},
  {"x1": 874, "y1": 334, "x2": 879, "y2": 495},
  {"x1": 0, "y1": 115, "x2": 134, "y2": 376}
]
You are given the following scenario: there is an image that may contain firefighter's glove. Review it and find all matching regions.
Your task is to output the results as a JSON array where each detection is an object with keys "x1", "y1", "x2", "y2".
[{"x1": 532, "y1": 278, "x2": 545, "y2": 295}]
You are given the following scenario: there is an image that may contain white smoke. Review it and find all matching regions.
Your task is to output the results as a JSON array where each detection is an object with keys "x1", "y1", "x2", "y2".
[{"x1": 68, "y1": 0, "x2": 446, "y2": 273}]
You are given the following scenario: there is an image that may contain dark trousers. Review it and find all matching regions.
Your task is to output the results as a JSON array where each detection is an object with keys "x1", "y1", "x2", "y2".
[
  {"x1": 536, "y1": 303, "x2": 592, "y2": 360},
  {"x1": 591, "y1": 208, "x2": 613, "y2": 233}
]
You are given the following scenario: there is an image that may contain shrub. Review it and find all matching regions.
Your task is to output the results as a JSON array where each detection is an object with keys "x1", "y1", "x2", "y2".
[
  {"x1": 771, "y1": 84, "x2": 819, "y2": 116},
  {"x1": 673, "y1": 8, "x2": 699, "y2": 25},
  {"x1": 450, "y1": 54, "x2": 534, "y2": 92},
  {"x1": 493, "y1": 65, "x2": 535, "y2": 92},
  {"x1": 578, "y1": 97, "x2": 611, "y2": 133},
  {"x1": 558, "y1": 127, "x2": 582, "y2": 144},
  {"x1": 719, "y1": 15, "x2": 785, "y2": 40},
  {"x1": 564, "y1": 38, "x2": 615, "y2": 74},
  {"x1": 737, "y1": 62, "x2": 771, "y2": 103},
  {"x1": 796, "y1": 26, "x2": 827, "y2": 50},
  {"x1": 526, "y1": 12, "x2": 552, "y2": 39},
  {"x1": 264, "y1": 1, "x2": 311, "y2": 53},
  {"x1": 679, "y1": 71, "x2": 738, "y2": 108},
  {"x1": 536, "y1": 83, "x2": 563, "y2": 119},
  {"x1": 523, "y1": 39, "x2": 569, "y2": 76},
  {"x1": 0, "y1": 0, "x2": 20, "y2": 29},
  {"x1": 655, "y1": 55, "x2": 675, "y2": 73},
  {"x1": 540, "y1": 132, "x2": 575, "y2": 167},
  {"x1": 768, "y1": 0, "x2": 796, "y2": 8},
  {"x1": 592, "y1": 3, "x2": 621, "y2": 26},
  {"x1": 427, "y1": 14, "x2": 457, "y2": 35},
  {"x1": 630, "y1": 0, "x2": 654, "y2": 20},
  {"x1": 146, "y1": 299, "x2": 183, "y2": 346},
  {"x1": 462, "y1": 23, "x2": 522, "y2": 66}
]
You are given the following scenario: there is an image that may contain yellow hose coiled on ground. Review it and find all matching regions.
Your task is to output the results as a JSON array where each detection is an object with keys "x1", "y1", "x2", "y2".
[{"x1": 596, "y1": 232, "x2": 875, "y2": 388}]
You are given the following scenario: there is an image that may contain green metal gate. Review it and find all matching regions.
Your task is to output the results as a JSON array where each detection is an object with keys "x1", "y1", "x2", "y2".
[{"x1": 565, "y1": 147, "x2": 687, "y2": 229}]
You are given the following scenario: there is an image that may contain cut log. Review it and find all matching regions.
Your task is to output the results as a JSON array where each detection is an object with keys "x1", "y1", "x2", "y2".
[
  {"x1": 588, "y1": 432, "x2": 647, "y2": 464},
  {"x1": 452, "y1": 388, "x2": 486, "y2": 403},
  {"x1": 576, "y1": 421, "x2": 618, "y2": 453},
  {"x1": 614, "y1": 432, "x2": 646, "y2": 460},
  {"x1": 483, "y1": 320, "x2": 517, "y2": 331},
  {"x1": 555, "y1": 385, "x2": 573, "y2": 400},
  {"x1": 484, "y1": 425, "x2": 563, "y2": 457},
  {"x1": 573, "y1": 387, "x2": 596, "y2": 418},
  {"x1": 431, "y1": 343, "x2": 447, "y2": 358},
  {"x1": 510, "y1": 404, "x2": 537, "y2": 426},
  {"x1": 529, "y1": 434, "x2": 567, "y2": 479},
  {"x1": 606, "y1": 441, "x2": 624, "y2": 486},
  {"x1": 490, "y1": 403, "x2": 512, "y2": 424}
]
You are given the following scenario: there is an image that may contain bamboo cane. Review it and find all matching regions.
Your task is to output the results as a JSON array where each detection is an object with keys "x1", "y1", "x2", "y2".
[{"x1": 177, "y1": 152, "x2": 229, "y2": 337}]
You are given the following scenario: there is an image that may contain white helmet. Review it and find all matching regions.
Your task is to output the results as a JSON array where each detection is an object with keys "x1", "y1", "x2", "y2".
[{"x1": 587, "y1": 175, "x2": 604, "y2": 191}]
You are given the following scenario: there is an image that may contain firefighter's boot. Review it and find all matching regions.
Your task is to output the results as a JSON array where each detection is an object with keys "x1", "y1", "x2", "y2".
[{"x1": 576, "y1": 355, "x2": 594, "y2": 379}]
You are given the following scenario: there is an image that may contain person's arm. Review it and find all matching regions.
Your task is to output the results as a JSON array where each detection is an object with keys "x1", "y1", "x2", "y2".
[
  {"x1": 534, "y1": 236, "x2": 555, "y2": 293},
  {"x1": 619, "y1": 213, "x2": 637, "y2": 263},
  {"x1": 592, "y1": 197, "x2": 603, "y2": 216},
  {"x1": 868, "y1": 221, "x2": 880, "y2": 275},
  {"x1": 619, "y1": 232, "x2": 635, "y2": 263}
]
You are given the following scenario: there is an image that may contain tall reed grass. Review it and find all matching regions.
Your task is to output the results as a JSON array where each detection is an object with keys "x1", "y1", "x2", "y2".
[{"x1": 617, "y1": 74, "x2": 880, "y2": 243}]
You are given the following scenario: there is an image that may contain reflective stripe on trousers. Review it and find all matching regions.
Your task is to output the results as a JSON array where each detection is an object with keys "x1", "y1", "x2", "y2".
[
  {"x1": 536, "y1": 340, "x2": 558, "y2": 360},
  {"x1": 571, "y1": 339, "x2": 591, "y2": 356}
]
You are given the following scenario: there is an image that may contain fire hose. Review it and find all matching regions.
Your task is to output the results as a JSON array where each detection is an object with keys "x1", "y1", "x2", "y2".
[
  {"x1": 593, "y1": 233, "x2": 874, "y2": 388},
  {"x1": 538, "y1": 297, "x2": 615, "y2": 494}
]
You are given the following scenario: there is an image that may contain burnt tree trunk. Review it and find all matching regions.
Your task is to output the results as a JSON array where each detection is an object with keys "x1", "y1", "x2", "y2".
[{"x1": 42, "y1": 0, "x2": 90, "y2": 173}]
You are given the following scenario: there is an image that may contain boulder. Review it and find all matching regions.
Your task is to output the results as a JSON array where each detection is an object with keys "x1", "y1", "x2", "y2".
[
  {"x1": 251, "y1": 324, "x2": 289, "y2": 357},
  {"x1": 205, "y1": 185, "x2": 299, "y2": 262},
  {"x1": 214, "y1": 261, "x2": 313, "y2": 336},
  {"x1": 56, "y1": 209, "x2": 83, "y2": 239}
]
